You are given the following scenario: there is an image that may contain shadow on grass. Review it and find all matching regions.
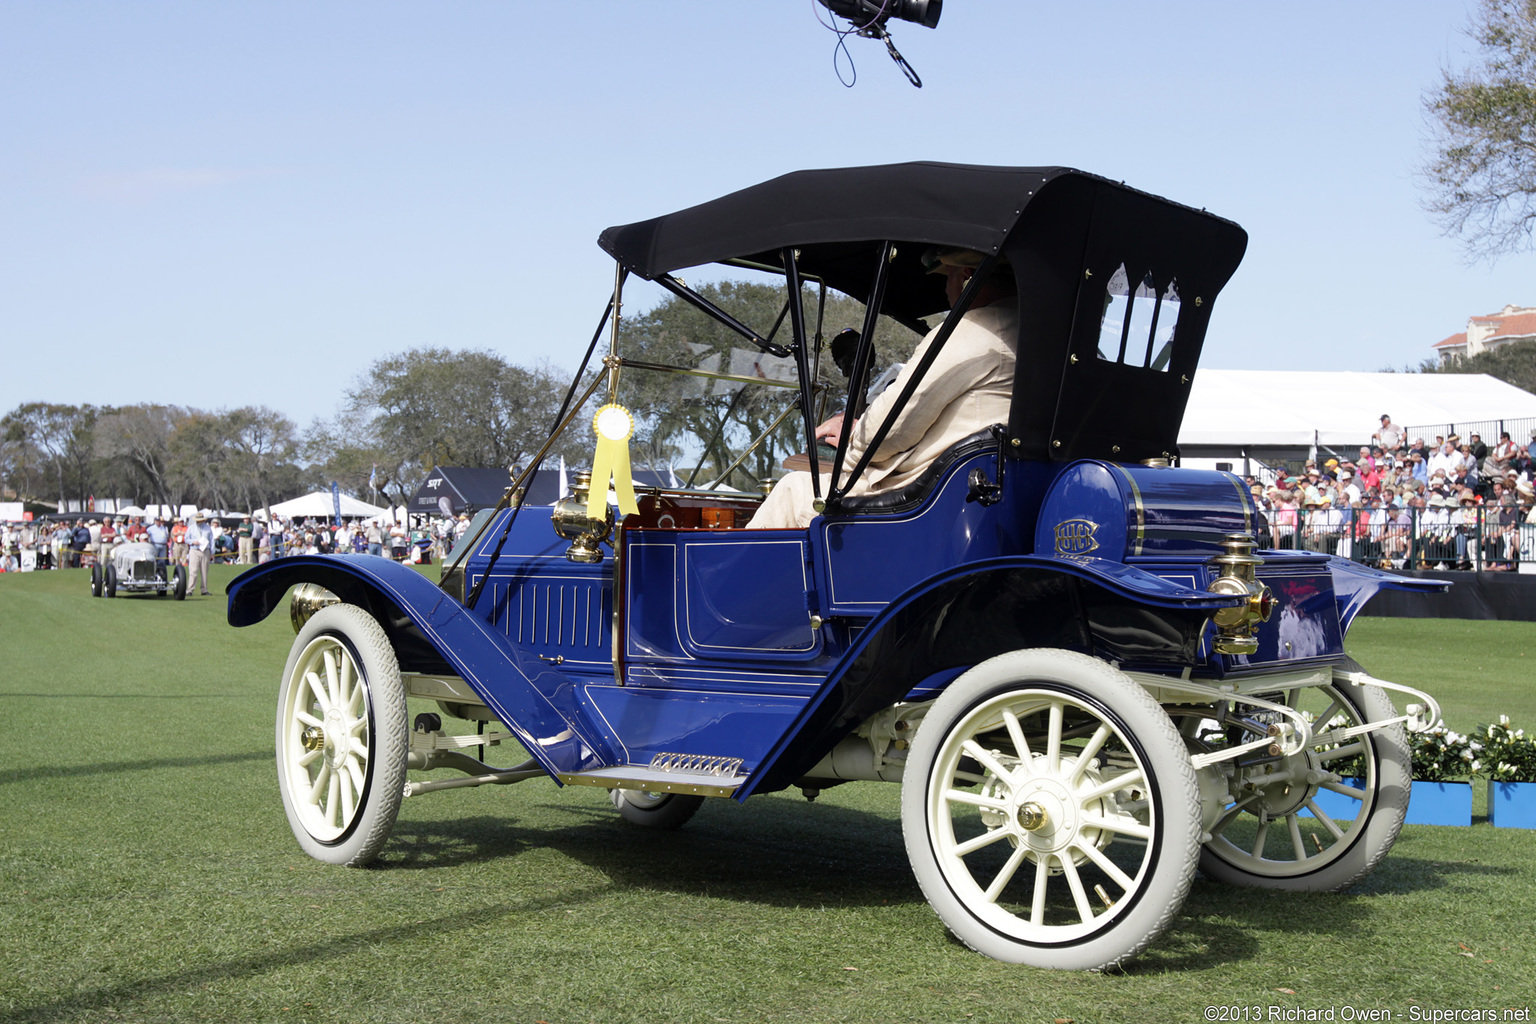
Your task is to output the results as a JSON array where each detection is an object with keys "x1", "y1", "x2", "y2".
[
  {"x1": 1131, "y1": 851, "x2": 1520, "y2": 974},
  {"x1": 0, "y1": 692, "x2": 235, "y2": 699},
  {"x1": 3, "y1": 886, "x2": 612, "y2": 1024},
  {"x1": 380, "y1": 795, "x2": 919, "y2": 911},
  {"x1": 0, "y1": 750, "x2": 269, "y2": 786},
  {"x1": 372, "y1": 799, "x2": 1519, "y2": 976}
]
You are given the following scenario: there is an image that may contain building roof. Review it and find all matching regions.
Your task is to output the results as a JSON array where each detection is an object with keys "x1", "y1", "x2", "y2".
[
  {"x1": 1476, "y1": 309, "x2": 1536, "y2": 343},
  {"x1": 1434, "y1": 332, "x2": 1468, "y2": 350}
]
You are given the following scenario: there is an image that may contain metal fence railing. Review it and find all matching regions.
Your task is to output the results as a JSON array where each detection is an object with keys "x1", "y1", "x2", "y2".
[
  {"x1": 1260, "y1": 505, "x2": 1534, "y2": 573},
  {"x1": 1400, "y1": 417, "x2": 1536, "y2": 451}
]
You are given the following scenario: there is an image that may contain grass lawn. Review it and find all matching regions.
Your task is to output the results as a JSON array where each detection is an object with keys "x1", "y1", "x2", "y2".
[{"x1": 1, "y1": 565, "x2": 1533, "y2": 1023}]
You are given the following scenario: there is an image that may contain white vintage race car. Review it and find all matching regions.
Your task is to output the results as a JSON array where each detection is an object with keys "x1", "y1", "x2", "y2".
[{"x1": 92, "y1": 541, "x2": 187, "y2": 599}]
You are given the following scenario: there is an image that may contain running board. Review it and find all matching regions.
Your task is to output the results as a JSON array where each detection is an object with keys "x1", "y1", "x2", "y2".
[{"x1": 558, "y1": 764, "x2": 747, "y2": 799}]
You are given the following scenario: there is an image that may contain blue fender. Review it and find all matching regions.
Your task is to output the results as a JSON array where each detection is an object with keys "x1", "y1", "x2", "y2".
[
  {"x1": 227, "y1": 555, "x2": 614, "y2": 778},
  {"x1": 739, "y1": 554, "x2": 1243, "y2": 798},
  {"x1": 1326, "y1": 555, "x2": 1451, "y2": 633}
]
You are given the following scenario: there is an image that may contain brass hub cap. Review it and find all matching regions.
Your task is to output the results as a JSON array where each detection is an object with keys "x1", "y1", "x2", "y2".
[
  {"x1": 1017, "y1": 801, "x2": 1048, "y2": 831},
  {"x1": 1011, "y1": 778, "x2": 1078, "y2": 853}
]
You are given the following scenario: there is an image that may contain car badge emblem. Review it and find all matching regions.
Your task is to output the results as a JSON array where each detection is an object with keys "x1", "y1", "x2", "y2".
[{"x1": 1053, "y1": 519, "x2": 1100, "y2": 556}]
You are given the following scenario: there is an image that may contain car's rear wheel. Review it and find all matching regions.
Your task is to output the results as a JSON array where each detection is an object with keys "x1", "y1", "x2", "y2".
[
  {"x1": 173, "y1": 565, "x2": 187, "y2": 600},
  {"x1": 104, "y1": 565, "x2": 117, "y2": 598},
  {"x1": 902, "y1": 649, "x2": 1200, "y2": 971},
  {"x1": 610, "y1": 789, "x2": 704, "y2": 829},
  {"x1": 90, "y1": 565, "x2": 102, "y2": 597},
  {"x1": 276, "y1": 604, "x2": 408, "y2": 866}
]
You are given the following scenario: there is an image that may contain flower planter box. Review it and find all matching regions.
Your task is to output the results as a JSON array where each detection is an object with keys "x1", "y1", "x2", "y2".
[
  {"x1": 1304, "y1": 778, "x2": 1365, "y2": 820},
  {"x1": 1405, "y1": 780, "x2": 1472, "y2": 826},
  {"x1": 1486, "y1": 780, "x2": 1536, "y2": 829}
]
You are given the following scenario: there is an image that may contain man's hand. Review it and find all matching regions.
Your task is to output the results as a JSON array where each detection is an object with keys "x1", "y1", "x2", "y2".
[{"x1": 814, "y1": 413, "x2": 852, "y2": 444}]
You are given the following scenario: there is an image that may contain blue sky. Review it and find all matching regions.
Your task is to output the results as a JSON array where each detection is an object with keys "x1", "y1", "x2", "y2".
[{"x1": 3, "y1": 1, "x2": 1531, "y2": 429}]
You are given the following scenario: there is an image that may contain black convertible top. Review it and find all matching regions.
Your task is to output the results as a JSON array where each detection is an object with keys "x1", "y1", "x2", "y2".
[
  {"x1": 600, "y1": 162, "x2": 1071, "y2": 324},
  {"x1": 599, "y1": 161, "x2": 1249, "y2": 463},
  {"x1": 601, "y1": 163, "x2": 1055, "y2": 266}
]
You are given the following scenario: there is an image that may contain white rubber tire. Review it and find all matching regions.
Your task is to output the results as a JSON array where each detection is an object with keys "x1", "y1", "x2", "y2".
[
  {"x1": 610, "y1": 789, "x2": 705, "y2": 829},
  {"x1": 1197, "y1": 678, "x2": 1409, "y2": 892},
  {"x1": 901, "y1": 649, "x2": 1200, "y2": 971},
  {"x1": 276, "y1": 604, "x2": 408, "y2": 866}
]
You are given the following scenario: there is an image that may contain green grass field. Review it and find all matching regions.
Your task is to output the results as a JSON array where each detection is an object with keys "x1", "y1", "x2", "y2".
[{"x1": 2, "y1": 565, "x2": 1533, "y2": 1023}]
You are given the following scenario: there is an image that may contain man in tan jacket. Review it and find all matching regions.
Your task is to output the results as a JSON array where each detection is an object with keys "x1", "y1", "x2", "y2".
[{"x1": 747, "y1": 248, "x2": 1017, "y2": 529}]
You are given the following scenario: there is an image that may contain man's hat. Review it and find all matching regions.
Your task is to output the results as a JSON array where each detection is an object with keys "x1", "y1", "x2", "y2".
[{"x1": 919, "y1": 246, "x2": 1009, "y2": 274}]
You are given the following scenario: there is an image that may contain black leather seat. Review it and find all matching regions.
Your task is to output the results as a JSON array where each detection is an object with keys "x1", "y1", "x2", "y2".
[{"x1": 833, "y1": 427, "x2": 1002, "y2": 516}]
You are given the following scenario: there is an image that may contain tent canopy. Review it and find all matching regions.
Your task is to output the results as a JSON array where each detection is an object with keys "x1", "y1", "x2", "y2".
[
  {"x1": 1179, "y1": 370, "x2": 1536, "y2": 452},
  {"x1": 261, "y1": 492, "x2": 389, "y2": 520}
]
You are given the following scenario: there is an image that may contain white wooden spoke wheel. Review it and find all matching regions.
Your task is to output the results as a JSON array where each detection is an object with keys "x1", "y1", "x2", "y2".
[
  {"x1": 1195, "y1": 679, "x2": 1409, "y2": 891},
  {"x1": 276, "y1": 604, "x2": 407, "y2": 866},
  {"x1": 902, "y1": 650, "x2": 1200, "y2": 971}
]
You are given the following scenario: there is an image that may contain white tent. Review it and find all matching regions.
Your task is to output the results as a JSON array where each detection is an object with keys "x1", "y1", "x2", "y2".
[
  {"x1": 1179, "y1": 370, "x2": 1536, "y2": 452},
  {"x1": 137, "y1": 504, "x2": 199, "y2": 521},
  {"x1": 260, "y1": 492, "x2": 390, "y2": 520}
]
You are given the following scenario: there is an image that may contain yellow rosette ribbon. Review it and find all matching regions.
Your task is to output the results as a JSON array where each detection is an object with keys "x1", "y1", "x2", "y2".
[{"x1": 588, "y1": 403, "x2": 639, "y2": 518}]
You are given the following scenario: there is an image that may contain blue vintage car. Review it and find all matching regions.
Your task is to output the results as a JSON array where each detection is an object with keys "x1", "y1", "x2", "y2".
[{"x1": 228, "y1": 163, "x2": 1445, "y2": 970}]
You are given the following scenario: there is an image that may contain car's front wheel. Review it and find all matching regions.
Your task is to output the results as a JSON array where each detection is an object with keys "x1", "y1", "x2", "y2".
[
  {"x1": 276, "y1": 604, "x2": 408, "y2": 866},
  {"x1": 902, "y1": 649, "x2": 1200, "y2": 971},
  {"x1": 90, "y1": 565, "x2": 102, "y2": 598},
  {"x1": 610, "y1": 789, "x2": 704, "y2": 829},
  {"x1": 1195, "y1": 675, "x2": 1409, "y2": 892},
  {"x1": 104, "y1": 565, "x2": 117, "y2": 598}
]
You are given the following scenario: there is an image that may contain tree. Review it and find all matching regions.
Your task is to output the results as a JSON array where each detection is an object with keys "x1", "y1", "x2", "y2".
[
  {"x1": 0, "y1": 403, "x2": 99, "y2": 508},
  {"x1": 1418, "y1": 337, "x2": 1536, "y2": 393},
  {"x1": 223, "y1": 406, "x2": 301, "y2": 513},
  {"x1": 323, "y1": 348, "x2": 587, "y2": 504},
  {"x1": 1423, "y1": 0, "x2": 1536, "y2": 259},
  {"x1": 615, "y1": 280, "x2": 920, "y2": 490},
  {"x1": 94, "y1": 405, "x2": 181, "y2": 509}
]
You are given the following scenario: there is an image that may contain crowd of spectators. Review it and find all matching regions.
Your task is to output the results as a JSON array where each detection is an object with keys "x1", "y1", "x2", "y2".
[
  {"x1": 7, "y1": 418, "x2": 1536, "y2": 577},
  {"x1": 0, "y1": 511, "x2": 475, "y2": 575},
  {"x1": 1247, "y1": 415, "x2": 1536, "y2": 571}
]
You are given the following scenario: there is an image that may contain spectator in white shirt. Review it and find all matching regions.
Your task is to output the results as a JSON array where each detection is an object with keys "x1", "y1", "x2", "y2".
[
  {"x1": 184, "y1": 513, "x2": 214, "y2": 596},
  {"x1": 1372, "y1": 414, "x2": 1403, "y2": 452},
  {"x1": 1427, "y1": 442, "x2": 1460, "y2": 481}
]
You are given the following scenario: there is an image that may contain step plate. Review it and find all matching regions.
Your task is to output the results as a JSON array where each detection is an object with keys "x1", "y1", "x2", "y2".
[{"x1": 558, "y1": 762, "x2": 746, "y2": 798}]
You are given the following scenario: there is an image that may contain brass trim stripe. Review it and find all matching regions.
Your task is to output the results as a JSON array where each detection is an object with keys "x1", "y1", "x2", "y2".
[
  {"x1": 1112, "y1": 464, "x2": 1147, "y2": 556},
  {"x1": 1224, "y1": 472, "x2": 1253, "y2": 536}
]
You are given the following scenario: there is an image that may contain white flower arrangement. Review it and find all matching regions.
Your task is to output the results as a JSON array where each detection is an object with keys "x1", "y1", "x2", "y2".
[
  {"x1": 1481, "y1": 716, "x2": 1536, "y2": 784},
  {"x1": 1409, "y1": 725, "x2": 1484, "y2": 782}
]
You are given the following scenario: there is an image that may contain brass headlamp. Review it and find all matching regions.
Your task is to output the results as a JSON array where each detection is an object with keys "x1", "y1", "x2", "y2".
[
  {"x1": 1206, "y1": 533, "x2": 1273, "y2": 656},
  {"x1": 290, "y1": 582, "x2": 341, "y2": 634}
]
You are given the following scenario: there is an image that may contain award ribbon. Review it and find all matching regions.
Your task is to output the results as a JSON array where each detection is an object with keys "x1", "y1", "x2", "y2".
[{"x1": 588, "y1": 403, "x2": 639, "y2": 518}]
